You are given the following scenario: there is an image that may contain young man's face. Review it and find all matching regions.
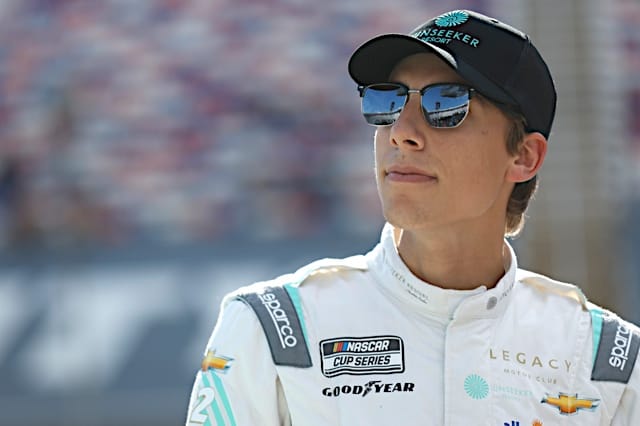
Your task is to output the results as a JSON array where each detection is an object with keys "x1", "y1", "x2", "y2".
[{"x1": 374, "y1": 53, "x2": 516, "y2": 233}]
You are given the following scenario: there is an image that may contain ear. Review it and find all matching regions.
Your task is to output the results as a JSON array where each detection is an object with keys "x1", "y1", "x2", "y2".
[{"x1": 506, "y1": 132, "x2": 548, "y2": 183}]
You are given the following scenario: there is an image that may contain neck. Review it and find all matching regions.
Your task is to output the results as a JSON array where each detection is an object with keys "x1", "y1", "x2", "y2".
[{"x1": 394, "y1": 223, "x2": 509, "y2": 291}]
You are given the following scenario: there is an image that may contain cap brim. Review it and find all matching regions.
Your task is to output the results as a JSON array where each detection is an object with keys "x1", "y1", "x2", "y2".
[
  {"x1": 348, "y1": 34, "x2": 456, "y2": 85},
  {"x1": 348, "y1": 34, "x2": 517, "y2": 106}
]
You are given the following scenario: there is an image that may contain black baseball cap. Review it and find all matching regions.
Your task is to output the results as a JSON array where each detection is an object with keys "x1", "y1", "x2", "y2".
[{"x1": 348, "y1": 10, "x2": 557, "y2": 138}]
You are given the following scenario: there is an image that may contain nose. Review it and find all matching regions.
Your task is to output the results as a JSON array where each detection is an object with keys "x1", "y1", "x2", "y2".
[{"x1": 389, "y1": 91, "x2": 426, "y2": 150}]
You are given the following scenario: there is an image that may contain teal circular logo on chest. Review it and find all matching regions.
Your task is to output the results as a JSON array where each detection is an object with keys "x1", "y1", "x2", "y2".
[
  {"x1": 464, "y1": 374, "x2": 489, "y2": 399},
  {"x1": 434, "y1": 11, "x2": 469, "y2": 27}
]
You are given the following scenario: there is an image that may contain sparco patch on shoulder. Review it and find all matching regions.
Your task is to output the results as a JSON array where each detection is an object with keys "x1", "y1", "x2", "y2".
[
  {"x1": 591, "y1": 314, "x2": 640, "y2": 383},
  {"x1": 319, "y1": 336, "x2": 405, "y2": 377}
]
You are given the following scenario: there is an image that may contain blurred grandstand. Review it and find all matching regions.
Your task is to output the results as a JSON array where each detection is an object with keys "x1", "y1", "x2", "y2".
[{"x1": 0, "y1": 0, "x2": 638, "y2": 424}]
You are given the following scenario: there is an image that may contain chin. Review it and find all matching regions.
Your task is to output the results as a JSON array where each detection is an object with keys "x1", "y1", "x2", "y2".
[{"x1": 382, "y1": 205, "x2": 432, "y2": 231}]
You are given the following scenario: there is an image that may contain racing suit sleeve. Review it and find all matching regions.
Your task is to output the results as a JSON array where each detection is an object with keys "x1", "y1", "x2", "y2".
[
  {"x1": 185, "y1": 300, "x2": 290, "y2": 426},
  {"x1": 611, "y1": 338, "x2": 640, "y2": 424}
]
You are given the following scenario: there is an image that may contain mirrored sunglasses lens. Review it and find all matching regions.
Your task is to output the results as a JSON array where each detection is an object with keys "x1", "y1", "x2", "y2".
[
  {"x1": 422, "y1": 84, "x2": 470, "y2": 128},
  {"x1": 362, "y1": 84, "x2": 406, "y2": 126}
]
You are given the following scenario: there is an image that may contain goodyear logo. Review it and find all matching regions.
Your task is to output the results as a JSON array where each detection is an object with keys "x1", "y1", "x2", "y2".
[
  {"x1": 319, "y1": 336, "x2": 404, "y2": 377},
  {"x1": 322, "y1": 380, "x2": 415, "y2": 397}
]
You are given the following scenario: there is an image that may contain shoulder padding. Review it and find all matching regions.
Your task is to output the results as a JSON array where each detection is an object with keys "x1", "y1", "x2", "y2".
[
  {"x1": 517, "y1": 269, "x2": 588, "y2": 310},
  {"x1": 290, "y1": 255, "x2": 369, "y2": 287},
  {"x1": 518, "y1": 270, "x2": 640, "y2": 384},
  {"x1": 226, "y1": 255, "x2": 368, "y2": 369}
]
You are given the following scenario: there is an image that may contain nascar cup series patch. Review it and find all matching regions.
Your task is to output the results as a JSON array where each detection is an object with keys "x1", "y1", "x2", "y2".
[{"x1": 319, "y1": 336, "x2": 404, "y2": 377}]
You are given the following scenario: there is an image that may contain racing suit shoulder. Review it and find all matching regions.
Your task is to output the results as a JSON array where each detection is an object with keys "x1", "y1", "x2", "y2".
[
  {"x1": 186, "y1": 299, "x2": 288, "y2": 426},
  {"x1": 288, "y1": 254, "x2": 369, "y2": 288},
  {"x1": 517, "y1": 268, "x2": 640, "y2": 420},
  {"x1": 592, "y1": 306, "x2": 640, "y2": 423},
  {"x1": 223, "y1": 254, "x2": 369, "y2": 300},
  {"x1": 516, "y1": 268, "x2": 588, "y2": 309},
  {"x1": 612, "y1": 323, "x2": 640, "y2": 424},
  {"x1": 518, "y1": 269, "x2": 640, "y2": 374},
  {"x1": 220, "y1": 254, "x2": 369, "y2": 369},
  {"x1": 588, "y1": 302, "x2": 640, "y2": 384}
]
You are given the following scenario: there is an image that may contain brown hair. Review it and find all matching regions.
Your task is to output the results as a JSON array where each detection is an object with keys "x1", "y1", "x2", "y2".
[{"x1": 502, "y1": 109, "x2": 538, "y2": 237}]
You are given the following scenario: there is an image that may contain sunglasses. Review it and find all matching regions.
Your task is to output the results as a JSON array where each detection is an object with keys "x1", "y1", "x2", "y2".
[{"x1": 358, "y1": 82, "x2": 476, "y2": 128}]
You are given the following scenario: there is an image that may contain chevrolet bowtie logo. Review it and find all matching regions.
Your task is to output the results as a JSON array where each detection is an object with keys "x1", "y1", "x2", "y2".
[
  {"x1": 201, "y1": 350, "x2": 234, "y2": 373},
  {"x1": 541, "y1": 392, "x2": 600, "y2": 415}
]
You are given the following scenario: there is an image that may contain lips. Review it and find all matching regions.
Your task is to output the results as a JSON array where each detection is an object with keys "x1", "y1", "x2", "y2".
[{"x1": 385, "y1": 165, "x2": 437, "y2": 183}]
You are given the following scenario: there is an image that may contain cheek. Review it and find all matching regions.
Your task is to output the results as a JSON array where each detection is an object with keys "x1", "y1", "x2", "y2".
[
  {"x1": 374, "y1": 128, "x2": 390, "y2": 172},
  {"x1": 445, "y1": 137, "x2": 509, "y2": 190}
]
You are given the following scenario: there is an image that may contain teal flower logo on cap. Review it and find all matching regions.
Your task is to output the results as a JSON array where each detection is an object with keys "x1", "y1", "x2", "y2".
[
  {"x1": 435, "y1": 10, "x2": 469, "y2": 27},
  {"x1": 464, "y1": 374, "x2": 489, "y2": 399}
]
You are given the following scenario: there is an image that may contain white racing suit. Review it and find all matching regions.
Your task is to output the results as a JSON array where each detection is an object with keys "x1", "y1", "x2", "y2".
[{"x1": 186, "y1": 224, "x2": 640, "y2": 425}]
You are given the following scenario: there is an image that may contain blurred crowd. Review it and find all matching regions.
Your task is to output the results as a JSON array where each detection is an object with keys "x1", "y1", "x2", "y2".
[
  {"x1": 619, "y1": 0, "x2": 640, "y2": 174},
  {"x1": 0, "y1": 0, "x2": 638, "y2": 250},
  {"x1": 0, "y1": 0, "x2": 394, "y2": 248},
  {"x1": 618, "y1": 0, "x2": 640, "y2": 304}
]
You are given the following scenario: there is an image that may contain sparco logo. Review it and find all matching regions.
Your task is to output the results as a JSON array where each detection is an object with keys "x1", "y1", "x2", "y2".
[
  {"x1": 609, "y1": 323, "x2": 633, "y2": 370},
  {"x1": 258, "y1": 292, "x2": 297, "y2": 348},
  {"x1": 322, "y1": 380, "x2": 415, "y2": 397}
]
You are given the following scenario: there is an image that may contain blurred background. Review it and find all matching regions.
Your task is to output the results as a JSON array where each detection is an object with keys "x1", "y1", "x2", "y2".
[{"x1": 0, "y1": 0, "x2": 638, "y2": 424}]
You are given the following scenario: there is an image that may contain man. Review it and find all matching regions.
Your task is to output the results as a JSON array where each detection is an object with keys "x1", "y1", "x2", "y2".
[{"x1": 186, "y1": 10, "x2": 640, "y2": 425}]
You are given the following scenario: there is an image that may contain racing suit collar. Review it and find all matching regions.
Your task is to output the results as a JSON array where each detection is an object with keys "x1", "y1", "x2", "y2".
[{"x1": 367, "y1": 223, "x2": 518, "y2": 321}]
